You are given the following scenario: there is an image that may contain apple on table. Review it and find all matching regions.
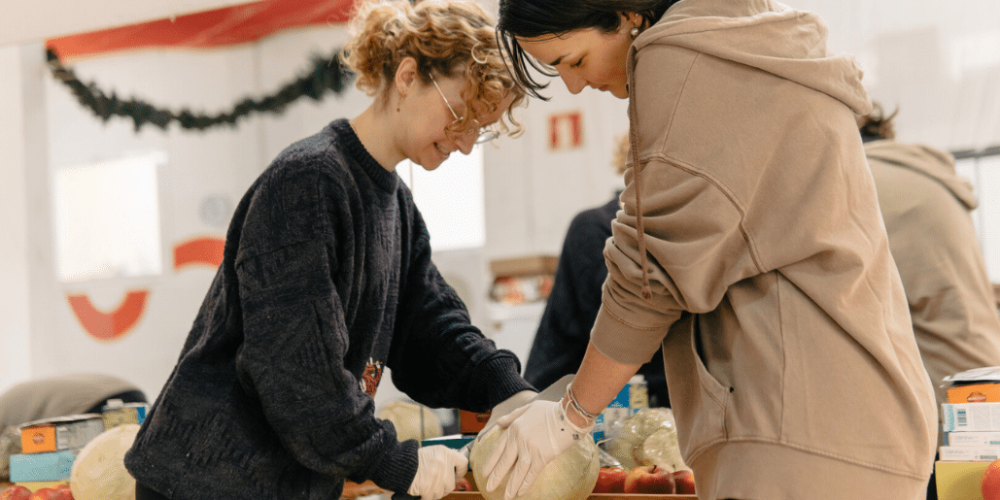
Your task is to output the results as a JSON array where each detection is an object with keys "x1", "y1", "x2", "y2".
[
  {"x1": 1, "y1": 485, "x2": 32, "y2": 500},
  {"x1": 593, "y1": 467, "x2": 628, "y2": 493},
  {"x1": 624, "y1": 464, "x2": 675, "y2": 494},
  {"x1": 671, "y1": 469, "x2": 696, "y2": 494}
]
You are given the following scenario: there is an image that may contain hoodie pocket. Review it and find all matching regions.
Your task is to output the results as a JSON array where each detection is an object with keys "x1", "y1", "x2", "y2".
[{"x1": 661, "y1": 313, "x2": 729, "y2": 463}]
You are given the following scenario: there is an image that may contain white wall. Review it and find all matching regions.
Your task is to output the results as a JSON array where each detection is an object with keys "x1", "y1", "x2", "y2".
[{"x1": 2, "y1": 1, "x2": 999, "y2": 405}]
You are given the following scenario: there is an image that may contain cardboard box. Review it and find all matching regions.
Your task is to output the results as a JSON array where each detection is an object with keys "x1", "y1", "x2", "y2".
[
  {"x1": 19, "y1": 415, "x2": 104, "y2": 454},
  {"x1": 9, "y1": 450, "x2": 78, "y2": 482},
  {"x1": 102, "y1": 401, "x2": 149, "y2": 429},
  {"x1": 489, "y1": 255, "x2": 558, "y2": 278},
  {"x1": 460, "y1": 410, "x2": 491, "y2": 435},
  {"x1": 948, "y1": 383, "x2": 1000, "y2": 404},
  {"x1": 945, "y1": 431, "x2": 1000, "y2": 447},
  {"x1": 936, "y1": 460, "x2": 990, "y2": 500},
  {"x1": 939, "y1": 445, "x2": 1000, "y2": 461},
  {"x1": 421, "y1": 434, "x2": 475, "y2": 450},
  {"x1": 942, "y1": 403, "x2": 1000, "y2": 432}
]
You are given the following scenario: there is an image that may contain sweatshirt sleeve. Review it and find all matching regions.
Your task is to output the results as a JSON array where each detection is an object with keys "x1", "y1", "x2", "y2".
[
  {"x1": 592, "y1": 159, "x2": 764, "y2": 365},
  {"x1": 387, "y1": 200, "x2": 535, "y2": 412},
  {"x1": 233, "y1": 167, "x2": 417, "y2": 495}
]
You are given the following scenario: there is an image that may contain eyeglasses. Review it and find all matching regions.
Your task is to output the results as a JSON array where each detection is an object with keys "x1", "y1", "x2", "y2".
[{"x1": 429, "y1": 74, "x2": 501, "y2": 145}]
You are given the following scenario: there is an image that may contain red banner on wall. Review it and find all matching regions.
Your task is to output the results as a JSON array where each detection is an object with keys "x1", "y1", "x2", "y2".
[{"x1": 47, "y1": 0, "x2": 355, "y2": 60}]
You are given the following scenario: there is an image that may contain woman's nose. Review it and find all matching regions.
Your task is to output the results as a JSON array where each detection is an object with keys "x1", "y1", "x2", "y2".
[
  {"x1": 455, "y1": 132, "x2": 476, "y2": 154},
  {"x1": 558, "y1": 68, "x2": 586, "y2": 94}
]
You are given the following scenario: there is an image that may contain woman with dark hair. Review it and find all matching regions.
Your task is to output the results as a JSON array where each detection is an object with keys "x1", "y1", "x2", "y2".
[{"x1": 481, "y1": 1, "x2": 938, "y2": 499}]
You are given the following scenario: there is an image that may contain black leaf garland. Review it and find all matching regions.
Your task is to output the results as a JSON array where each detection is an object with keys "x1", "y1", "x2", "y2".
[{"x1": 45, "y1": 48, "x2": 354, "y2": 132}]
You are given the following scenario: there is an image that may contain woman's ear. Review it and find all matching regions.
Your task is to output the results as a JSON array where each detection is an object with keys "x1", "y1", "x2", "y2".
[{"x1": 394, "y1": 57, "x2": 420, "y2": 98}]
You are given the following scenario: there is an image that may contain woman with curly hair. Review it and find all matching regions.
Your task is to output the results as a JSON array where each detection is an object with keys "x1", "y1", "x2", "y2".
[{"x1": 124, "y1": 1, "x2": 533, "y2": 499}]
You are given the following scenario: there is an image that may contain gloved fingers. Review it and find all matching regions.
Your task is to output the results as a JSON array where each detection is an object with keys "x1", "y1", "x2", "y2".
[
  {"x1": 495, "y1": 403, "x2": 531, "y2": 428},
  {"x1": 515, "y1": 462, "x2": 544, "y2": 499},
  {"x1": 483, "y1": 434, "x2": 517, "y2": 492},
  {"x1": 503, "y1": 451, "x2": 533, "y2": 500},
  {"x1": 451, "y1": 450, "x2": 469, "y2": 483}
]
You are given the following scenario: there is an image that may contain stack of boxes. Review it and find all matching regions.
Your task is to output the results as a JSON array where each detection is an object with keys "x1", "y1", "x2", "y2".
[
  {"x1": 8, "y1": 401, "x2": 147, "y2": 491},
  {"x1": 936, "y1": 370, "x2": 1000, "y2": 499}
]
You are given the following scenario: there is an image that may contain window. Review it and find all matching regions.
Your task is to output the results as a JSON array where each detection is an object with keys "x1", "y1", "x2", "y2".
[
  {"x1": 396, "y1": 145, "x2": 485, "y2": 250},
  {"x1": 53, "y1": 152, "x2": 165, "y2": 282}
]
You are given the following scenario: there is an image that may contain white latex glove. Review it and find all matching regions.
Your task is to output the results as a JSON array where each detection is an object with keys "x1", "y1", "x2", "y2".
[
  {"x1": 407, "y1": 445, "x2": 469, "y2": 500},
  {"x1": 480, "y1": 399, "x2": 595, "y2": 500},
  {"x1": 483, "y1": 390, "x2": 537, "y2": 432}
]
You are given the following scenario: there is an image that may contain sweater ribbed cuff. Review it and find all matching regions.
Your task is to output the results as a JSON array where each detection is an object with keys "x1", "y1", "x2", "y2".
[
  {"x1": 369, "y1": 438, "x2": 419, "y2": 496},
  {"x1": 474, "y1": 355, "x2": 536, "y2": 409}
]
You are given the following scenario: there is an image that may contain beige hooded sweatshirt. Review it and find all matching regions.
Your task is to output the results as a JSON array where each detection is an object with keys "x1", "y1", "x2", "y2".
[
  {"x1": 867, "y1": 140, "x2": 1000, "y2": 418},
  {"x1": 591, "y1": 0, "x2": 938, "y2": 498}
]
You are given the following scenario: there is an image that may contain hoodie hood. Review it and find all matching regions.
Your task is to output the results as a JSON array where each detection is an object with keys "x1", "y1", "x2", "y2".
[
  {"x1": 865, "y1": 140, "x2": 976, "y2": 209},
  {"x1": 633, "y1": 0, "x2": 872, "y2": 115}
]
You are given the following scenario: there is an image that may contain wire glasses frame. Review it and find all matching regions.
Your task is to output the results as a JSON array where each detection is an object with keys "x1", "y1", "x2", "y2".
[{"x1": 429, "y1": 74, "x2": 501, "y2": 145}]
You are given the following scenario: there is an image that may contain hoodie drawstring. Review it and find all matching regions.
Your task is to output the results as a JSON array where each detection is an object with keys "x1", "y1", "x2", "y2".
[{"x1": 627, "y1": 90, "x2": 652, "y2": 301}]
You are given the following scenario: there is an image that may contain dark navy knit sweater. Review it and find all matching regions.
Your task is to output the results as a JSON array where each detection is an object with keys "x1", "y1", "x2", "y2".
[{"x1": 124, "y1": 119, "x2": 533, "y2": 500}]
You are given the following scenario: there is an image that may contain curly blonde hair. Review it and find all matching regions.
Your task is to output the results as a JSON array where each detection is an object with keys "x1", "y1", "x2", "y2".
[
  {"x1": 342, "y1": 0, "x2": 524, "y2": 137},
  {"x1": 611, "y1": 133, "x2": 630, "y2": 175}
]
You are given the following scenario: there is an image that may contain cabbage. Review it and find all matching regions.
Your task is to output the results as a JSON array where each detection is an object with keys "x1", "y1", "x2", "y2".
[
  {"x1": 471, "y1": 426, "x2": 599, "y2": 500},
  {"x1": 70, "y1": 424, "x2": 140, "y2": 500}
]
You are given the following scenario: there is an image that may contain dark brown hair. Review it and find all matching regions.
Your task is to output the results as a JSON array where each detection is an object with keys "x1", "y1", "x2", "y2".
[{"x1": 858, "y1": 102, "x2": 899, "y2": 142}]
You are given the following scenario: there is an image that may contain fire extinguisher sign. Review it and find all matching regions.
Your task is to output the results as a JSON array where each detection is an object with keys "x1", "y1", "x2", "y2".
[{"x1": 549, "y1": 111, "x2": 583, "y2": 150}]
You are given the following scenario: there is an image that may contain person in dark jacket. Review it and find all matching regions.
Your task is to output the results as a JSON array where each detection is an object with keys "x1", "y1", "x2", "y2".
[
  {"x1": 124, "y1": 1, "x2": 532, "y2": 499},
  {"x1": 523, "y1": 135, "x2": 668, "y2": 407}
]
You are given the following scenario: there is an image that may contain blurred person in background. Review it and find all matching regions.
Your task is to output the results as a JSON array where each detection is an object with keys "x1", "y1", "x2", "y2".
[
  {"x1": 860, "y1": 102, "x2": 1000, "y2": 499},
  {"x1": 523, "y1": 134, "x2": 669, "y2": 408}
]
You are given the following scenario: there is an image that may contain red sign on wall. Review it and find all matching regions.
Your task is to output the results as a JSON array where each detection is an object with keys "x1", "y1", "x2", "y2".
[{"x1": 549, "y1": 111, "x2": 583, "y2": 150}]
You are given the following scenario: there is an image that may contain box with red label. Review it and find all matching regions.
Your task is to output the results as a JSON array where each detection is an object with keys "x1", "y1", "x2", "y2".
[
  {"x1": 18, "y1": 414, "x2": 104, "y2": 454},
  {"x1": 948, "y1": 382, "x2": 1000, "y2": 404}
]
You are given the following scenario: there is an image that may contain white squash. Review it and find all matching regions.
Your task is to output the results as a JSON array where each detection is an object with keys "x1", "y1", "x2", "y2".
[
  {"x1": 70, "y1": 423, "x2": 140, "y2": 500},
  {"x1": 470, "y1": 426, "x2": 599, "y2": 500}
]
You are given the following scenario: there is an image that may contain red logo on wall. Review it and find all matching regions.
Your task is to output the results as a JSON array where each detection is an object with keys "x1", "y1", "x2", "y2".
[
  {"x1": 549, "y1": 111, "x2": 583, "y2": 150},
  {"x1": 67, "y1": 236, "x2": 225, "y2": 341},
  {"x1": 67, "y1": 290, "x2": 149, "y2": 341}
]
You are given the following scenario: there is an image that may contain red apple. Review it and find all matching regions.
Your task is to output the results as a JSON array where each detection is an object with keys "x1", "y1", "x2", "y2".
[
  {"x1": 50, "y1": 487, "x2": 72, "y2": 500},
  {"x1": 624, "y1": 465, "x2": 675, "y2": 494},
  {"x1": 984, "y1": 458, "x2": 1000, "y2": 500},
  {"x1": 593, "y1": 467, "x2": 628, "y2": 493},
  {"x1": 27, "y1": 488, "x2": 59, "y2": 500},
  {"x1": 672, "y1": 469, "x2": 696, "y2": 494},
  {"x1": 455, "y1": 477, "x2": 472, "y2": 492},
  {"x1": 0, "y1": 486, "x2": 32, "y2": 500}
]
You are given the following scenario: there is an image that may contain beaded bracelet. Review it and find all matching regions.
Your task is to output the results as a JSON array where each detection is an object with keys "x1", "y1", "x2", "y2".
[{"x1": 565, "y1": 382, "x2": 599, "y2": 424}]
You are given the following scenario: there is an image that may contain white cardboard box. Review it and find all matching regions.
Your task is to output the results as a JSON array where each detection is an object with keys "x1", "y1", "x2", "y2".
[
  {"x1": 942, "y1": 402, "x2": 1000, "y2": 432},
  {"x1": 939, "y1": 445, "x2": 1000, "y2": 461},
  {"x1": 945, "y1": 431, "x2": 1000, "y2": 447}
]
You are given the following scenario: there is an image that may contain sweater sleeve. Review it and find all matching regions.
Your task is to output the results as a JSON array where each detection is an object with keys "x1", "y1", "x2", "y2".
[
  {"x1": 387, "y1": 201, "x2": 535, "y2": 412},
  {"x1": 592, "y1": 159, "x2": 763, "y2": 365},
  {"x1": 233, "y1": 167, "x2": 417, "y2": 495}
]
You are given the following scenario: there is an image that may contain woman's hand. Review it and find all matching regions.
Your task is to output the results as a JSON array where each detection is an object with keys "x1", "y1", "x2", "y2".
[
  {"x1": 407, "y1": 445, "x2": 469, "y2": 500},
  {"x1": 480, "y1": 399, "x2": 594, "y2": 500}
]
